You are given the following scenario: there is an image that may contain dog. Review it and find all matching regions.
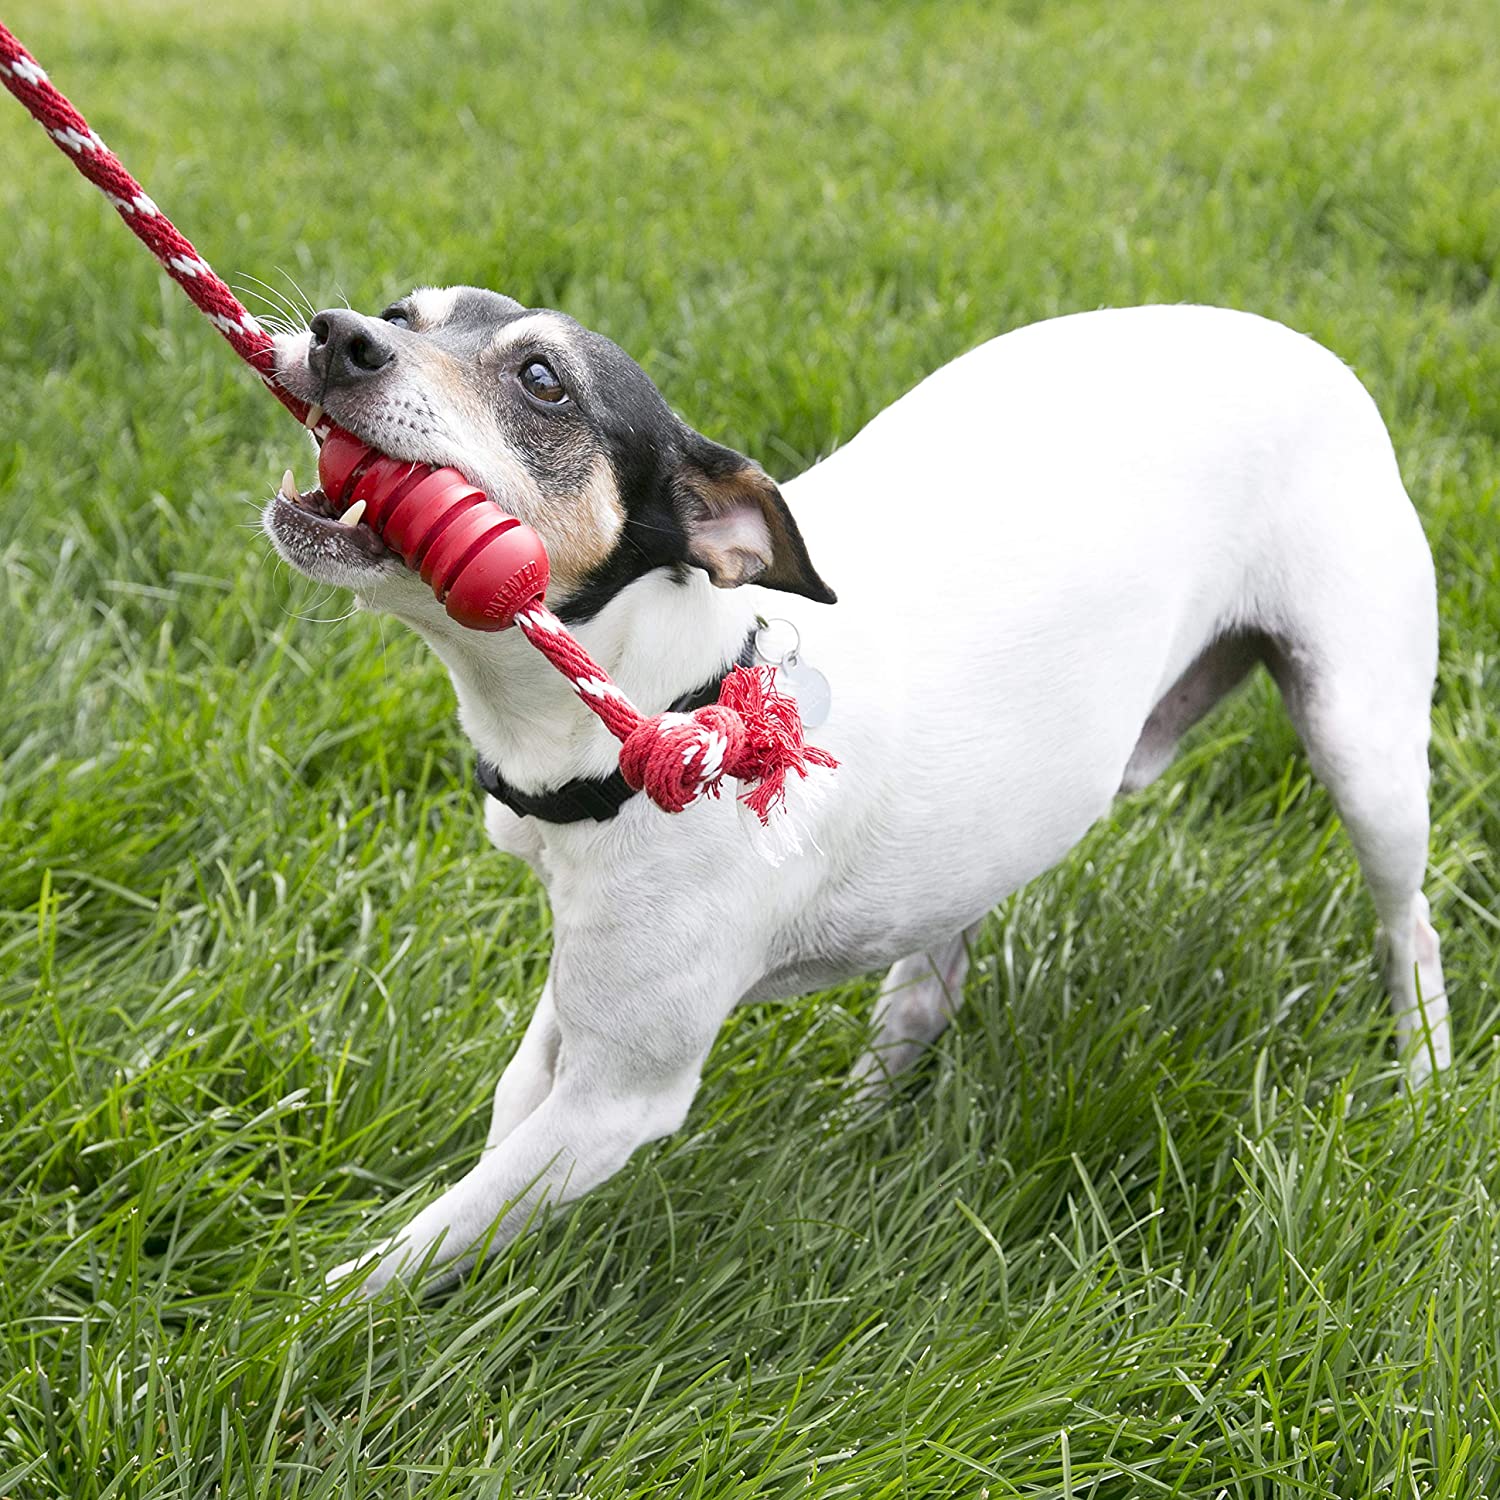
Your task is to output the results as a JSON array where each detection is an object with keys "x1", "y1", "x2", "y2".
[{"x1": 264, "y1": 292, "x2": 1450, "y2": 1294}]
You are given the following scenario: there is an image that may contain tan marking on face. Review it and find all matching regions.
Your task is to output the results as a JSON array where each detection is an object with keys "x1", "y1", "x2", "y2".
[
  {"x1": 484, "y1": 315, "x2": 620, "y2": 591},
  {"x1": 547, "y1": 454, "x2": 626, "y2": 587},
  {"x1": 376, "y1": 340, "x2": 549, "y2": 517}
]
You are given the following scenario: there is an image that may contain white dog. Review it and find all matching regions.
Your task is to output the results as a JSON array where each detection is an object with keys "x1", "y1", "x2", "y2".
[{"x1": 265, "y1": 295, "x2": 1449, "y2": 1294}]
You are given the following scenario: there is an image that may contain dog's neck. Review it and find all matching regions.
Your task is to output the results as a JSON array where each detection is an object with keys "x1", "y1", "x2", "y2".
[{"x1": 396, "y1": 570, "x2": 760, "y2": 795}]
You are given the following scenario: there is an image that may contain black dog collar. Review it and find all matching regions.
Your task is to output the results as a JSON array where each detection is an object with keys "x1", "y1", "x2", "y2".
[{"x1": 476, "y1": 631, "x2": 758, "y2": 824}]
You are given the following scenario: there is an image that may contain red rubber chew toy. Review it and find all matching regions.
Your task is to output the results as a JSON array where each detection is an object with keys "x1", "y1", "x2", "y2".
[{"x1": 317, "y1": 429, "x2": 549, "y2": 630}]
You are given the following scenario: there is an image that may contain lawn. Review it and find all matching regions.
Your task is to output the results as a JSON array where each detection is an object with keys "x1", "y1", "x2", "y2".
[{"x1": 2, "y1": 0, "x2": 1499, "y2": 1494}]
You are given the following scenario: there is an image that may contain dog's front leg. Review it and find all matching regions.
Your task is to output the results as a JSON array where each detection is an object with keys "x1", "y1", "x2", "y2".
[
  {"x1": 484, "y1": 979, "x2": 561, "y2": 1152},
  {"x1": 328, "y1": 963, "x2": 725, "y2": 1297}
]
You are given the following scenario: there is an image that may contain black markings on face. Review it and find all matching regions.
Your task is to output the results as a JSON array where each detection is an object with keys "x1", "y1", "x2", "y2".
[{"x1": 376, "y1": 286, "x2": 831, "y2": 621}]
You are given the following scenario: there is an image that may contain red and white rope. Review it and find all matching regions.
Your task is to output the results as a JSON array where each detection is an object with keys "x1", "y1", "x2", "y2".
[
  {"x1": 514, "y1": 603, "x2": 836, "y2": 820},
  {"x1": 0, "y1": 19, "x2": 836, "y2": 830},
  {"x1": 0, "y1": 21, "x2": 312, "y2": 427}
]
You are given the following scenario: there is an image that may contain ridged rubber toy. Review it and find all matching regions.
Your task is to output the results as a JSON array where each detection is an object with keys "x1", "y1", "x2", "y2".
[{"x1": 316, "y1": 429, "x2": 550, "y2": 630}]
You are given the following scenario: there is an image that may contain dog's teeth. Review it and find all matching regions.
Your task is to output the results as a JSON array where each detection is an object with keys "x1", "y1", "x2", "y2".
[
  {"x1": 305, "y1": 403, "x2": 324, "y2": 430},
  {"x1": 338, "y1": 499, "x2": 367, "y2": 528},
  {"x1": 279, "y1": 468, "x2": 298, "y2": 501}
]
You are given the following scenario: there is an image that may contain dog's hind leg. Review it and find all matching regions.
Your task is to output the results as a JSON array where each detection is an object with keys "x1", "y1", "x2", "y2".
[
  {"x1": 1119, "y1": 632, "x2": 1265, "y2": 795},
  {"x1": 1262, "y1": 471, "x2": 1449, "y2": 1081},
  {"x1": 849, "y1": 925, "x2": 981, "y2": 1095},
  {"x1": 1271, "y1": 635, "x2": 1449, "y2": 1081}
]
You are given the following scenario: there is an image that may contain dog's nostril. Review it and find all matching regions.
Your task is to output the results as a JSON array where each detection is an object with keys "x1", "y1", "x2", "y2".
[
  {"x1": 347, "y1": 333, "x2": 390, "y2": 372},
  {"x1": 306, "y1": 309, "x2": 393, "y2": 380}
]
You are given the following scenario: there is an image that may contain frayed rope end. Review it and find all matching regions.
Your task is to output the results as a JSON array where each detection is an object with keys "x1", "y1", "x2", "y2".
[{"x1": 617, "y1": 664, "x2": 837, "y2": 834}]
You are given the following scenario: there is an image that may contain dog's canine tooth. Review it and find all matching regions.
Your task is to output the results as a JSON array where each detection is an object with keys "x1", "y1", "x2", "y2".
[
  {"x1": 338, "y1": 499, "x2": 367, "y2": 528},
  {"x1": 305, "y1": 402, "x2": 324, "y2": 429},
  {"x1": 279, "y1": 468, "x2": 298, "y2": 501}
]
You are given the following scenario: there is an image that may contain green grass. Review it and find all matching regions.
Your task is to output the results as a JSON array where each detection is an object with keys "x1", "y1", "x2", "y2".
[{"x1": 2, "y1": 0, "x2": 1499, "y2": 1493}]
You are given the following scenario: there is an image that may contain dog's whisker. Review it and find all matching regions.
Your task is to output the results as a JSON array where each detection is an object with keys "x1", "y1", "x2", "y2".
[
  {"x1": 236, "y1": 272, "x2": 312, "y2": 332},
  {"x1": 255, "y1": 315, "x2": 299, "y2": 340},
  {"x1": 291, "y1": 603, "x2": 362, "y2": 625},
  {"x1": 272, "y1": 267, "x2": 320, "y2": 323},
  {"x1": 283, "y1": 585, "x2": 342, "y2": 623},
  {"x1": 235, "y1": 284, "x2": 309, "y2": 337},
  {"x1": 235, "y1": 288, "x2": 299, "y2": 327},
  {"x1": 376, "y1": 611, "x2": 391, "y2": 686}
]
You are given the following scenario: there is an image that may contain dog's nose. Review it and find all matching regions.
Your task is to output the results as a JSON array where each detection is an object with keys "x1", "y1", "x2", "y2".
[{"x1": 307, "y1": 308, "x2": 395, "y2": 386}]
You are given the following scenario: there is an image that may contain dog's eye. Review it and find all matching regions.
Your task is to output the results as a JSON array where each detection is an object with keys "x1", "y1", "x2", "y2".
[
  {"x1": 520, "y1": 359, "x2": 567, "y2": 404},
  {"x1": 380, "y1": 305, "x2": 411, "y2": 329}
]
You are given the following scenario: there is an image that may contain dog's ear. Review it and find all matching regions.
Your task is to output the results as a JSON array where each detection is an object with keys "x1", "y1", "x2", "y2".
[{"x1": 673, "y1": 434, "x2": 837, "y2": 603}]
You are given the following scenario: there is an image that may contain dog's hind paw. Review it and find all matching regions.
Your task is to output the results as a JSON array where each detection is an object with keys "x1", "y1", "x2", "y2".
[{"x1": 324, "y1": 1239, "x2": 402, "y2": 1299}]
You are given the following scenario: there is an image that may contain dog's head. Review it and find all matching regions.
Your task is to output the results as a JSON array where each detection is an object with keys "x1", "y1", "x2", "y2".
[{"x1": 264, "y1": 286, "x2": 834, "y2": 623}]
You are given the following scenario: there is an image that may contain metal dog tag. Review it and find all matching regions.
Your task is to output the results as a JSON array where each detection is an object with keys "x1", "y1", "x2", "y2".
[
  {"x1": 755, "y1": 617, "x2": 832, "y2": 729},
  {"x1": 775, "y1": 652, "x2": 831, "y2": 729}
]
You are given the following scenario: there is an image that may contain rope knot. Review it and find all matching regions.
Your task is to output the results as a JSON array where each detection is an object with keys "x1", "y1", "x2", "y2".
[
  {"x1": 618, "y1": 666, "x2": 837, "y2": 822},
  {"x1": 618, "y1": 705, "x2": 743, "y2": 814}
]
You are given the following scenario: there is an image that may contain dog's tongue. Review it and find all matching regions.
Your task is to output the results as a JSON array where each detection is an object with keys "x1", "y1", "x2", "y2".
[{"x1": 317, "y1": 429, "x2": 549, "y2": 630}]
